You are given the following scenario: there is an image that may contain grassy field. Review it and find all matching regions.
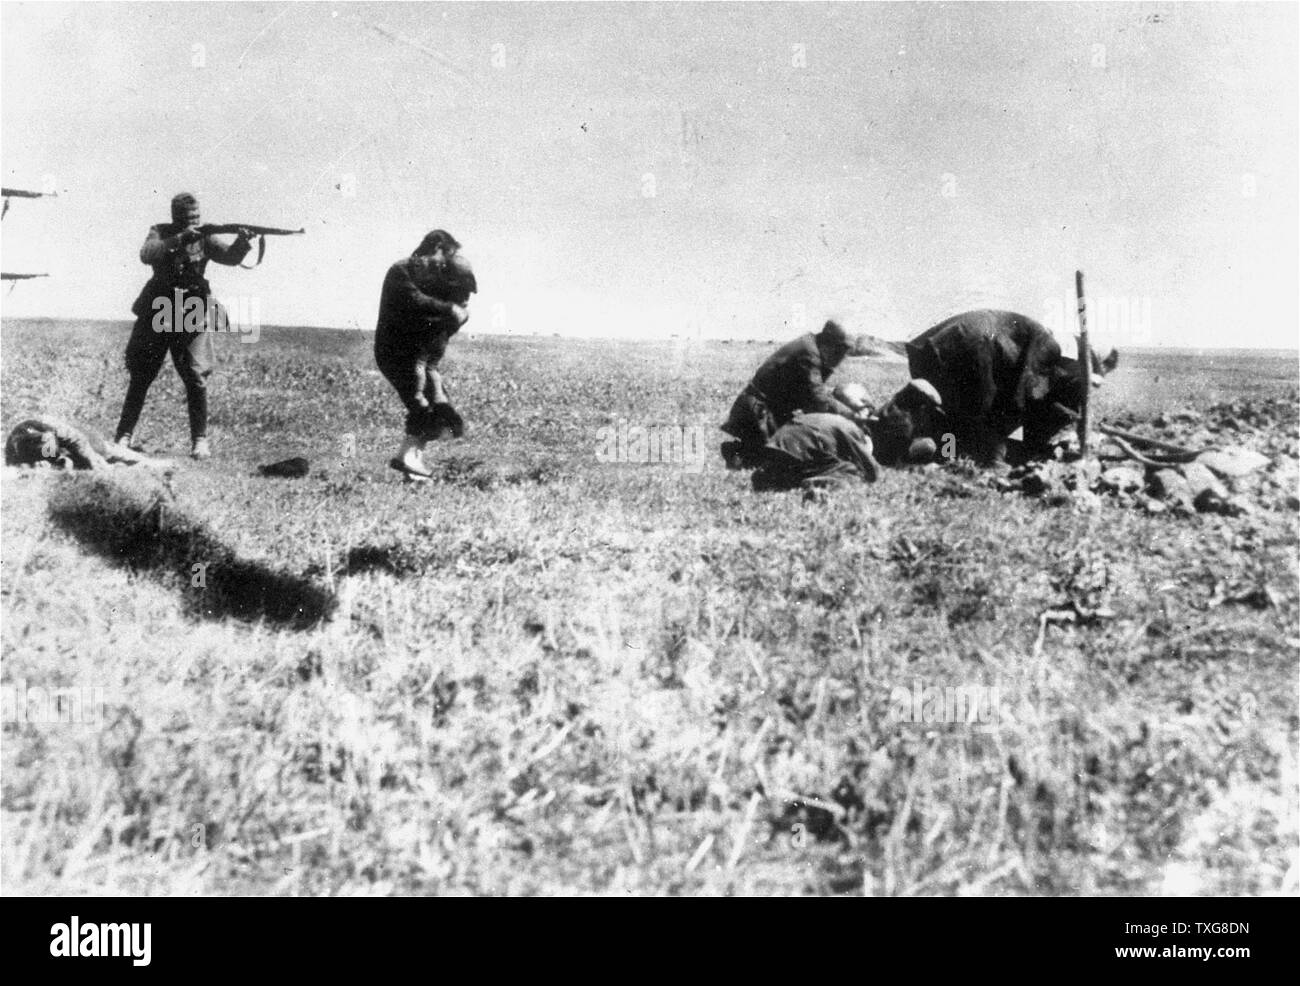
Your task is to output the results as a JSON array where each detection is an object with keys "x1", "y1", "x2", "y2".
[{"x1": 2, "y1": 318, "x2": 1297, "y2": 895}]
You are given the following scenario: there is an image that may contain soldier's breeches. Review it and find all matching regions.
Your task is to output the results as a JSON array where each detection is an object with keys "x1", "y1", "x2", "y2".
[{"x1": 118, "y1": 319, "x2": 214, "y2": 441}]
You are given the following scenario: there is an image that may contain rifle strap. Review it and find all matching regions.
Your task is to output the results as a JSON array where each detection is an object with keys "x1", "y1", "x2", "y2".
[{"x1": 239, "y1": 235, "x2": 267, "y2": 270}]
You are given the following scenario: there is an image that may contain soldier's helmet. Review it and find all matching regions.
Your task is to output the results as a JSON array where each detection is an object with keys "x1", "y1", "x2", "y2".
[
  {"x1": 171, "y1": 192, "x2": 199, "y2": 223},
  {"x1": 817, "y1": 319, "x2": 851, "y2": 348}
]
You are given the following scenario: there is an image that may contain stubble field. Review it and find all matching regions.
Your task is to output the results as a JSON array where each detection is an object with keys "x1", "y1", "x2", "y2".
[{"x1": 1, "y1": 318, "x2": 1297, "y2": 895}]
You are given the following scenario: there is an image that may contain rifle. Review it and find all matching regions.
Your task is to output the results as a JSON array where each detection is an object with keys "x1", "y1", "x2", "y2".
[
  {"x1": 2, "y1": 187, "x2": 56, "y2": 220},
  {"x1": 197, "y1": 223, "x2": 304, "y2": 237},
  {"x1": 2, "y1": 272, "x2": 49, "y2": 293},
  {"x1": 2, "y1": 188, "x2": 55, "y2": 283},
  {"x1": 194, "y1": 223, "x2": 304, "y2": 268}
]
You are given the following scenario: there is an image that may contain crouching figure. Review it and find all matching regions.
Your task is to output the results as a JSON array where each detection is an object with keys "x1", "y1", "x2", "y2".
[
  {"x1": 751, "y1": 407, "x2": 880, "y2": 494},
  {"x1": 868, "y1": 310, "x2": 1118, "y2": 466},
  {"x1": 721, "y1": 320, "x2": 863, "y2": 468}
]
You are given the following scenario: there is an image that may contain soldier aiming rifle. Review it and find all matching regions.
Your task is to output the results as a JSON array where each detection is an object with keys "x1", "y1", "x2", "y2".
[{"x1": 113, "y1": 193, "x2": 301, "y2": 459}]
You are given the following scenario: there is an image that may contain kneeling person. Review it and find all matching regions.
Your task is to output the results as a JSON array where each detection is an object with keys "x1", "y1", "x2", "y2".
[{"x1": 722, "y1": 319, "x2": 862, "y2": 468}]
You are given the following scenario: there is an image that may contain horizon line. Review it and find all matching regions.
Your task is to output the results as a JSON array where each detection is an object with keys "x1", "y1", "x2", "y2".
[{"x1": 1, "y1": 315, "x2": 1297, "y2": 354}]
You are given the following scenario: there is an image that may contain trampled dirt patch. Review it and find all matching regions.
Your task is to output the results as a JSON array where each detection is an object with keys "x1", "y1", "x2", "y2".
[{"x1": 980, "y1": 396, "x2": 1299, "y2": 518}]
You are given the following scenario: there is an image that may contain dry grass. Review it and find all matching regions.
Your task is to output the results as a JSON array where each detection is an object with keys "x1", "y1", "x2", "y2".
[{"x1": 1, "y1": 319, "x2": 1296, "y2": 895}]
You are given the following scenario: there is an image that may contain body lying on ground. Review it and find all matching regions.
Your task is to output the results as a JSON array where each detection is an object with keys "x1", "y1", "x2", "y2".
[
  {"x1": 751, "y1": 412, "x2": 880, "y2": 492},
  {"x1": 6, "y1": 415, "x2": 173, "y2": 470},
  {"x1": 867, "y1": 309, "x2": 1118, "y2": 465}
]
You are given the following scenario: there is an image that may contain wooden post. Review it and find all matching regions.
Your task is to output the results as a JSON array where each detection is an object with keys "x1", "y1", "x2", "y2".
[{"x1": 1075, "y1": 270, "x2": 1090, "y2": 458}]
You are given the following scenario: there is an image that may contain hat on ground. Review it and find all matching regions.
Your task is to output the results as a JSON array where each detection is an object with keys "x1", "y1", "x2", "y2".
[{"x1": 258, "y1": 457, "x2": 310, "y2": 478}]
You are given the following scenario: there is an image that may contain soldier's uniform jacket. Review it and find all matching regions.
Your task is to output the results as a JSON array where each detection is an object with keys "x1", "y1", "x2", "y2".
[
  {"x1": 131, "y1": 223, "x2": 252, "y2": 323},
  {"x1": 746, "y1": 333, "x2": 855, "y2": 424}
]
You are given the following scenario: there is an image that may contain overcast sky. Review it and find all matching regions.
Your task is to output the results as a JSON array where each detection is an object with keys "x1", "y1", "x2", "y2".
[{"x1": 2, "y1": 1, "x2": 1296, "y2": 347}]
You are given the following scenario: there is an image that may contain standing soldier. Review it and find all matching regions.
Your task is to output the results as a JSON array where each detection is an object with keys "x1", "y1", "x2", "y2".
[
  {"x1": 721, "y1": 319, "x2": 864, "y2": 468},
  {"x1": 374, "y1": 229, "x2": 475, "y2": 481},
  {"x1": 114, "y1": 192, "x2": 255, "y2": 459}
]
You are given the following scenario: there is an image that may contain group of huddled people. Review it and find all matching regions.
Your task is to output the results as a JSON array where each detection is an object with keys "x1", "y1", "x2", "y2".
[
  {"x1": 720, "y1": 318, "x2": 943, "y2": 493},
  {"x1": 719, "y1": 307, "x2": 1115, "y2": 493}
]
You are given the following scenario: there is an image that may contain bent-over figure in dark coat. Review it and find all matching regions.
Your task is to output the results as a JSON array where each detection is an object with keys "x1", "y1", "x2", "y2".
[{"x1": 722, "y1": 319, "x2": 860, "y2": 468}]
